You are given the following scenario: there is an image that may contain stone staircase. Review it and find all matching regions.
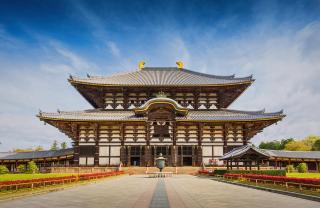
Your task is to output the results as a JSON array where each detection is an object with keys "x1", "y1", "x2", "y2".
[{"x1": 122, "y1": 166, "x2": 201, "y2": 175}]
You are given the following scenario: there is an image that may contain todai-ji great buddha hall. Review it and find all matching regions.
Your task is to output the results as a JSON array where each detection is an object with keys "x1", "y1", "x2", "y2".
[
  {"x1": 35, "y1": 62, "x2": 284, "y2": 167},
  {"x1": 4, "y1": 61, "x2": 304, "y2": 171}
]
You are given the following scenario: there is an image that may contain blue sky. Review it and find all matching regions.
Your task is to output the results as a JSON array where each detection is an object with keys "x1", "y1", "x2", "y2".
[{"x1": 0, "y1": 0, "x2": 320, "y2": 151}]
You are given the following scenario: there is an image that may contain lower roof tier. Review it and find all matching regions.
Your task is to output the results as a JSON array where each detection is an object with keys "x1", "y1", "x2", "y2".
[{"x1": 38, "y1": 109, "x2": 284, "y2": 122}]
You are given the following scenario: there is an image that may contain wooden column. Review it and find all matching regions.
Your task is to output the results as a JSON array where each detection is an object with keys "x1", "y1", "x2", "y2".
[
  {"x1": 93, "y1": 124, "x2": 100, "y2": 166},
  {"x1": 171, "y1": 145, "x2": 177, "y2": 167},
  {"x1": 223, "y1": 124, "x2": 228, "y2": 154},
  {"x1": 73, "y1": 140, "x2": 80, "y2": 166},
  {"x1": 127, "y1": 146, "x2": 131, "y2": 166},
  {"x1": 120, "y1": 124, "x2": 127, "y2": 165},
  {"x1": 197, "y1": 123, "x2": 203, "y2": 166},
  {"x1": 192, "y1": 146, "x2": 196, "y2": 166},
  {"x1": 243, "y1": 125, "x2": 248, "y2": 145},
  {"x1": 144, "y1": 146, "x2": 151, "y2": 167},
  {"x1": 71, "y1": 124, "x2": 79, "y2": 166}
]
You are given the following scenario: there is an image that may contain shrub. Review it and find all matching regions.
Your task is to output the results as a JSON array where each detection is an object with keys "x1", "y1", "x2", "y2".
[
  {"x1": 297, "y1": 163, "x2": 308, "y2": 173},
  {"x1": 27, "y1": 161, "x2": 39, "y2": 174},
  {"x1": 0, "y1": 165, "x2": 9, "y2": 174},
  {"x1": 214, "y1": 170, "x2": 228, "y2": 175},
  {"x1": 286, "y1": 165, "x2": 295, "y2": 173},
  {"x1": 17, "y1": 164, "x2": 26, "y2": 173}
]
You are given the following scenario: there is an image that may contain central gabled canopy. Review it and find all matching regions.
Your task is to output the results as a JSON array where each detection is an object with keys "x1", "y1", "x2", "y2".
[{"x1": 134, "y1": 97, "x2": 189, "y2": 116}]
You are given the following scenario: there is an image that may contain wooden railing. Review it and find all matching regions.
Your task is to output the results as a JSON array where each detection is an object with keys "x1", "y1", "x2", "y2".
[
  {"x1": 0, "y1": 171, "x2": 124, "y2": 192},
  {"x1": 223, "y1": 174, "x2": 320, "y2": 191}
]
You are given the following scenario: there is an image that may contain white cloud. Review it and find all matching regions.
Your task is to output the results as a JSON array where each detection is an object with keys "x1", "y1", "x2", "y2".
[
  {"x1": 106, "y1": 41, "x2": 121, "y2": 57},
  {"x1": 0, "y1": 13, "x2": 319, "y2": 151}
]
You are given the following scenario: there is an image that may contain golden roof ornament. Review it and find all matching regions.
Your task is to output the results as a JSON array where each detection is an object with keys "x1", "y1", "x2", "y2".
[
  {"x1": 138, "y1": 61, "x2": 145, "y2": 70},
  {"x1": 176, "y1": 61, "x2": 184, "y2": 70}
]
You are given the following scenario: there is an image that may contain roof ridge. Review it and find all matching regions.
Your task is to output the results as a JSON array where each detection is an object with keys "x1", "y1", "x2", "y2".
[
  {"x1": 70, "y1": 67, "x2": 254, "y2": 82},
  {"x1": 224, "y1": 109, "x2": 284, "y2": 115}
]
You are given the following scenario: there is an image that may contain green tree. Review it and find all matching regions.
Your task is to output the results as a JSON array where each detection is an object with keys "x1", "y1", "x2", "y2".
[
  {"x1": 0, "y1": 165, "x2": 9, "y2": 174},
  {"x1": 285, "y1": 165, "x2": 294, "y2": 173},
  {"x1": 297, "y1": 163, "x2": 308, "y2": 173},
  {"x1": 279, "y1": 138, "x2": 294, "y2": 149},
  {"x1": 27, "y1": 161, "x2": 39, "y2": 174},
  {"x1": 284, "y1": 140, "x2": 310, "y2": 151},
  {"x1": 50, "y1": 140, "x2": 59, "y2": 151},
  {"x1": 259, "y1": 140, "x2": 282, "y2": 150},
  {"x1": 60, "y1": 142, "x2": 67, "y2": 149},
  {"x1": 17, "y1": 164, "x2": 26, "y2": 173},
  {"x1": 312, "y1": 139, "x2": 320, "y2": 151}
]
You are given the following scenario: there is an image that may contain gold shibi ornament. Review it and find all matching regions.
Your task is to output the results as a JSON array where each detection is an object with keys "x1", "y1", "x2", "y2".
[
  {"x1": 176, "y1": 61, "x2": 184, "y2": 70},
  {"x1": 138, "y1": 61, "x2": 145, "y2": 70}
]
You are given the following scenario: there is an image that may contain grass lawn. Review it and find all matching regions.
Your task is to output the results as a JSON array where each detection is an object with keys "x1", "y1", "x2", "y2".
[
  {"x1": 287, "y1": 172, "x2": 320, "y2": 178},
  {"x1": 0, "y1": 173, "x2": 75, "y2": 182}
]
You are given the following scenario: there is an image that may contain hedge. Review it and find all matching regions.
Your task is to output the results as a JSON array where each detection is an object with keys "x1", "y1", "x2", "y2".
[
  {"x1": 224, "y1": 173, "x2": 320, "y2": 185},
  {"x1": 214, "y1": 169, "x2": 286, "y2": 176}
]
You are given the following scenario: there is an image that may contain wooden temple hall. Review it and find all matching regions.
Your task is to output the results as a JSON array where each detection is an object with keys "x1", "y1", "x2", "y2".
[{"x1": 18, "y1": 62, "x2": 286, "y2": 167}]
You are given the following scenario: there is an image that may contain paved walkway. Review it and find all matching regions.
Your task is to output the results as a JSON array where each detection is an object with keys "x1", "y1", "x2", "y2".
[{"x1": 0, "y1": 175, "x2": 319, "y2": 208}]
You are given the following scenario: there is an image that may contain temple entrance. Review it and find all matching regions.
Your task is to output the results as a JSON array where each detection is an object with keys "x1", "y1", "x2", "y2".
[
  {"x1": 183, "y1": 157, "x2": 193, "y2": 166},
  {"x1": 130, "y1": 157, "x2": 140, "y2": 166},
  {"x1": 178, "y1": 146, "x2": 194, "y2": 166},
  {"x1": 130, "y1": 146, "x2": 143, "y2": 166}
]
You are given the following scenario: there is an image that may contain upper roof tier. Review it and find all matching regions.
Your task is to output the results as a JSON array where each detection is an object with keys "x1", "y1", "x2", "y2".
[{"x1": 69, "y1": 67, "x2": 254, "y2": 86}]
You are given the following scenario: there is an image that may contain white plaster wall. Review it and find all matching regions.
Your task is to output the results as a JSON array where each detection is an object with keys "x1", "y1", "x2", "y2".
[
  {"x1": 213, "y1": 146, "x2": 223, "y2": 156},
  {"x1": 110, "y1": 146, "x2": 120, "y2": 156}
]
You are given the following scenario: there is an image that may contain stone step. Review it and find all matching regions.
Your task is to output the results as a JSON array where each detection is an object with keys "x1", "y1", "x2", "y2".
[{"x1": 122, "y1": 166, "x2": 201, "y2": 175}]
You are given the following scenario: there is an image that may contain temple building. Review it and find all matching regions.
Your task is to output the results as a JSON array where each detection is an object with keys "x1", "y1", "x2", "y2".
[
  {"x1": 32, "y1": 62, "x2": 285, "y2": 167},
  {"x1": 0, "y1": 63, "x2": 286, "y2": 169}
]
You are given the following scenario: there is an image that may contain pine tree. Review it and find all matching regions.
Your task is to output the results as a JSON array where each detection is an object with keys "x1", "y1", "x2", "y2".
[
  {"x1": 61, "y1": 142, "x2": 67, "y2": 149},
  {"x1": 50, "y1": 140, "x2": 59, "y2": 150}
]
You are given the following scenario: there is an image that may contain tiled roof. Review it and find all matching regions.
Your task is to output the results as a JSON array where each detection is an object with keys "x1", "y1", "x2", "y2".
[
  {"x1": 265, "y1": 149, "x2": 320, "y2": 159},
  {"x1": 220, "y1": 145, "x2": 270, "y2": 160},
  {"x1": 0, "y1": 148, "x2": 74, "y2": 160},
  {"x1": 38, "y1": 109, "x2": 284, "y2": 122},
  {"x1": 220, "y1": 145, "x2": 320, "y2": 160},
  {"x1": 177, "y1": 109, "x2": 284, "y2": 121},
  {"x1": 39, "y1": 110, "x2": 144, "y2": 121},
  {"x1": 69, "y1": 67, "x2": 253, "y2": 86}
]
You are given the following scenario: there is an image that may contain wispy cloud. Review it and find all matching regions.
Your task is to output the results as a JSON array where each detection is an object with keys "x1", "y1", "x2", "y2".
[{"x1": 0, "y1": 1, "x2": 319, "y2": 151}]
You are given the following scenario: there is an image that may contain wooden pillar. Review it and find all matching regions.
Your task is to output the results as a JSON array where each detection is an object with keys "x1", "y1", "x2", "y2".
[
  {"x1": 74, "y1": 140, "x2": 80, "y2": 166},
  {"x1": 93, "y1": 124, "x2": 100, "y2": 166},
  {"x1": 180, "y1": 146, "x2": 183, "y2": 167},
  {"x1": 223, "y1": 124, "x2": 228, "y2": 154},
  {"x1": 144, "y1": 146, "x2": 151, "y2": 167},
  {"x1": 257, "y1": 160, "x2": 260, "y2": 170},
  {"x1": 237, "y1": 161, "x2": 239, "y2": 170},
  {"x1": 192, "y1": 146, "x2": 196, "y2": 166},
  {"x1": 226, "y1": 160, "x2": 229, "y2": 170},
  {"x1": 230, "y1": 159, "x2": 233, "y2": 170},
  {"x1": 171, "y1": 145, "x2": 177, "y2": 167},
  {"x1": 197, "y1": 123, "x2": 203, "y2": 166},
  {"x1": 127, "y1": 146, "x2": 131, "y2": 166},
  {"x1": 249, "y1": 161, "x2": 252, "y2": 170}
]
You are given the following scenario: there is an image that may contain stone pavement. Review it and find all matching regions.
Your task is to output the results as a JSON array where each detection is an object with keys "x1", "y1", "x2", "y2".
[{"x1": 0, "y1": 175, "x2": 319, "y2": 208}]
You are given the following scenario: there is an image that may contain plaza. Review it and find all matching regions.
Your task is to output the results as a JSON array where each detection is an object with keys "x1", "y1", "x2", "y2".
[{"x1": 0, "y1": 175, "x2": 318, "y2": 208}]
